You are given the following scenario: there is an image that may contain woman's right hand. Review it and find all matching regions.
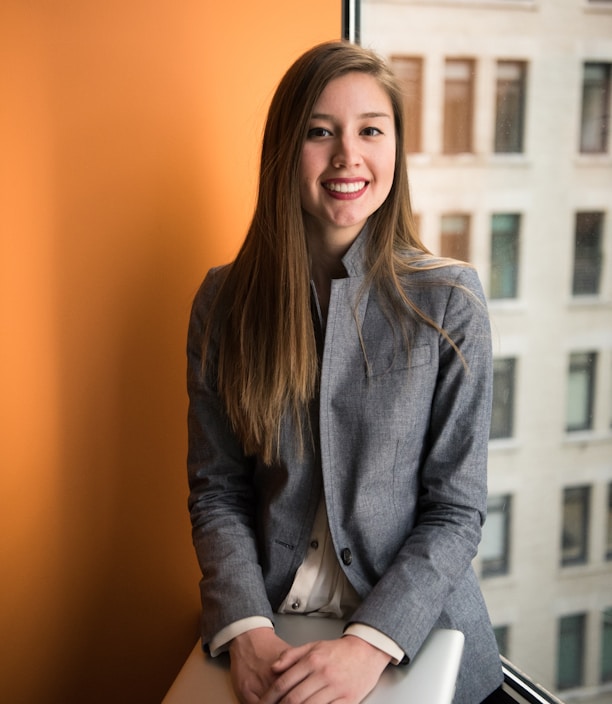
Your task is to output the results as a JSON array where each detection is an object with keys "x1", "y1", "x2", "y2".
[{"x1": 229, "y1": 627, "x2": 291, "y2": 704}]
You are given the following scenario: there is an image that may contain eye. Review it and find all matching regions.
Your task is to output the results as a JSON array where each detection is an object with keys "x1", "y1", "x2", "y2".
[
  {"x1": 361, "y1": 126, "x2": 383, "y2": 137},
  {"x1": 307, "y1": 126, "x2": 332, "y2": 139}
]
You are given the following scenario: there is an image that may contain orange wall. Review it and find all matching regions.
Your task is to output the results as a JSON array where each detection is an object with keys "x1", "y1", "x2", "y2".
[{"x1": 0, "y1": 2, "x2": 338, "y2": 701}]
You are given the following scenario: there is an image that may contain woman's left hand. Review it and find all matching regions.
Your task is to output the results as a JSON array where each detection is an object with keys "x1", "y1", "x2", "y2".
[{"x1": 259, "y1": 635, "x2": 391, "y2": 704}]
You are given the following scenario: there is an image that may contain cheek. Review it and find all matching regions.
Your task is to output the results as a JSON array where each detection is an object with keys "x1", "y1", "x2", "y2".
[{"x1": 383, "y1": 147, "x2": 397, "y2": 186}]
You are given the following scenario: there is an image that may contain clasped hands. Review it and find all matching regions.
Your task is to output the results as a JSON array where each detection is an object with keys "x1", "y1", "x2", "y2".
[{"x1": 229, "y1": 627, "x2": 391, "y2": 704}]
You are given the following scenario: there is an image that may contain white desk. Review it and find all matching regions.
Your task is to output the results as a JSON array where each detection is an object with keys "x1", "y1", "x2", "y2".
[{"x1": 162, "y1": 616, "x2": 464, "y2": 704}]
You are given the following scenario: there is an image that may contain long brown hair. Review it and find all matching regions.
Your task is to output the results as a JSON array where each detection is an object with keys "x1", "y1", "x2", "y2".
[{"x1": 203, "y1": 41, "x2": 452, "y2": 464}]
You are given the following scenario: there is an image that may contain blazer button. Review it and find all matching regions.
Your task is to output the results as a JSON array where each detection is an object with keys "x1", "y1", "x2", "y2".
[{"x1": 341, "y1": 548, "x2": 352, "y2": 566}]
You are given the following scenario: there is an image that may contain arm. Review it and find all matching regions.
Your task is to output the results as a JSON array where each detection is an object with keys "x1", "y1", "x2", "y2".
[
  {"x1": 187, "y1": 271, "x2": 274, "y2": 644},
  {"x1": 188, "y1": 274, "x2": 299, "y2": 701},
  {"x1": 348, "y1": 267, "x2": 493, "y2": 660}
]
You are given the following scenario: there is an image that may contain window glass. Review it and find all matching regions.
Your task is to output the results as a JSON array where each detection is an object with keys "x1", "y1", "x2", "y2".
[
  {"x1": 557, "y1": 613, "x2": 586, "y2": 690},
  {"x1": 490, "y1": 213, "x2": 520, "y2": 299},
  {"x1": 603, "y1": 607, "x2": 612, "y2": 684},
  {"x1": 360, "y1": 2, "x2": 612, "y2": 700},
  {"x1": 566, "y1": 352, "x2": 597, "y2": 432},
  {"x1": 481, "y1": 494, "x2": 511, "y2": 576},
  {"x1": 495, "y1": 61, "x2": 526, "y2": 153},
  {"x1": 561, "y1": 486, "x2": 590, "y2": 566},
  {"x1": 493, "y1": 625, "x2": 509, "y2": 658},
  {"x1": 440, "y1": 214, "x2": 470, "y2": 261},
  {"x1": 490, "y1": 358, "x2": 515, "y2": 440},
  {"x1": 573, "y1": 212, "x2": 603, "y2": 296},
  {"x1": 580, "y1": 62, "x2": 611, "y2": 154},
  {"x1": 389, "y1": 56, "x2": 423, "y2": 153},
  {"x1": 443, "y1": 59, "x2": 474, "y2": 153},
  {"x1": 607, "y1": 483, "x2": 612, "y2": 560}
]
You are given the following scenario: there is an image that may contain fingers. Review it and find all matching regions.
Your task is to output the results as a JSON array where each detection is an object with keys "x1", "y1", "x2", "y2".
[
  {"x1": 271, "y1": 643, "x2": 311, "y2": 673},
  {"x1": 260, "y1": 636, "x2": 389, "y2": 704},
  {"x1": 260, "y1": 665, "x2": 326, "y2": 704}
]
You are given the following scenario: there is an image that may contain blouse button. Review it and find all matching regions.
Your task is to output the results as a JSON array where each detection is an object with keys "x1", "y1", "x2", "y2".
[
  {"x1": 310, "y1": 539, "x2": 319, "y2": 550},
  {"x1": 341, "y1": 548, "x2": 353, "y2": 566},
  {"x1": 291, "y1": 600, "x2": 301, "y2": 611}
]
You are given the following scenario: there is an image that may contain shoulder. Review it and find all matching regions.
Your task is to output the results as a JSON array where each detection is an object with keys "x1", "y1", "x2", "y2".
[
  {"x1": 399, "y1": 255, "x2": 486, "y2": 304},
  {"x1": 192, "y1": 264, "x2": 231, "y2": 313}
]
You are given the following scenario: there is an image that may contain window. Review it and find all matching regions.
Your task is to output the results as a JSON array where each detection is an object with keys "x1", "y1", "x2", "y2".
[
  {"x1": 580, "y1": 62, "x2": 611, "y2": 154},
  {"x1": 573, "y1": 212, "x2": 603, "y2": 296},
  {"x1": 490, "y1": 213, "x2": 520, "y2": 299},
  {"x1": 490, "y1": 358, "x2": 516, "y2": 439},
  {"x1": 493, "y1": 625, "x2": 509, "y2": 658},
  {"x1": 602, "y1": 608, "x2": 612, "y2": 683},
  {"x1": 481, "y1": 494, "x2": 511, "y2": 576},
  {"x1": 566, "y1": 351, "x2": 597, "y2": 432},
  {"x1": 440, "y1": 214, "x2": 470, "y2": 261},
  {"x1": 390, "y1": 56, "x2": 423, "y2": 154},
  {"x1": 495, "y1": 61, "x2": 527, "y2": 153},
  {"x1": 359, "y1": 3, "x2": 612, "y2": 699},
  {"x1": 557, "y1": 613, "x2": 586, "y2": 690},
  {"x1": 443, "y1": 59, "x2": 475, "y2": 153},
  {"x1": 607, "y1": 483, "x2": 612, "y2": 560},
  {"x1": 561, "y1": 486, "x2": 590, "y2": 566}
]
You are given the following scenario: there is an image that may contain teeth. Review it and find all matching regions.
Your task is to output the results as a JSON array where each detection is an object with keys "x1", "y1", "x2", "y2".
[{"x1": 324, "y1": 181, "x2": 366, "y2": 193}]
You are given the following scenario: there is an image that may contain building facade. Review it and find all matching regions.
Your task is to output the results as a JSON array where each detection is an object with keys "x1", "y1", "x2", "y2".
[{"x1": 361, "y1": 1, "x2": 612, "y2": 701}]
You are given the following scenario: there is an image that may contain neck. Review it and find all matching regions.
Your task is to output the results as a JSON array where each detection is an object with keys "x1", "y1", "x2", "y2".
[{"x1": 306, "y1": 225, "x2": 360, "y2": 318}]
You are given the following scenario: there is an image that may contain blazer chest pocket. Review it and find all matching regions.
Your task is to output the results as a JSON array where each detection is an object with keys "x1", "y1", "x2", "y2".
[{"x1": 366, "y1": 342, "x2": 431, "y2": 378}]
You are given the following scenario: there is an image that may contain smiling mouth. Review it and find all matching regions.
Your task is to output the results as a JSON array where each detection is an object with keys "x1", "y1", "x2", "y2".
[{"x1": 323, "y1": 180, "x2": 367, "y2": 194}]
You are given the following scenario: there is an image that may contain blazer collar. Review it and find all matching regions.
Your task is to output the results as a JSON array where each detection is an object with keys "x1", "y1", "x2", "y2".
[{"x1": 340, "y1": 225, "x2": 369, "y2": 278}]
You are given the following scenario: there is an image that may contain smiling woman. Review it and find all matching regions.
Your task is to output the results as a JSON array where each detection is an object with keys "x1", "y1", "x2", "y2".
[{"x1": 186, "y1": 40, "x2": 503, "y2": 704}]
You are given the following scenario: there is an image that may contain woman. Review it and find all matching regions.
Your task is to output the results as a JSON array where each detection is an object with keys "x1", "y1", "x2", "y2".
[{"x1": 187, "y1": 40, "x2": 503, "y2": 704}]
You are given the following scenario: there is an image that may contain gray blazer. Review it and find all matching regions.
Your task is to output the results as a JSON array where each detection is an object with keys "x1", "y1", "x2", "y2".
[{"x1": 187, "y1": 232, "x2": 503, "y2": 704}]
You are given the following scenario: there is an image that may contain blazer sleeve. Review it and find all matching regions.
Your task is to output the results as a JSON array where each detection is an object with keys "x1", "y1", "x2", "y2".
[
  {"x1": 186, "y1": 270, "x2": 274, "y2": 648},
  {"x1": 346, "y1": 266, "x2": 493, "y2": 662}
]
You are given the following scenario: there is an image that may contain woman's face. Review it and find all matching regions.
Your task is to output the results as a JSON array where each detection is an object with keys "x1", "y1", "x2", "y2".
[{"x1": 299, "y1": 71, "x2": 396, "y2": 247}]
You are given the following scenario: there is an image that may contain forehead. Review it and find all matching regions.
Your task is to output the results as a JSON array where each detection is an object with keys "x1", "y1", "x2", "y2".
[{"x1": 313, "y1": 71, "x2": 393, "y2": 113}]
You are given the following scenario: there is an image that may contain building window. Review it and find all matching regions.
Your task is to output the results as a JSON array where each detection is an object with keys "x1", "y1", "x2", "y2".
[
  {"x1": 493, "y1": 625, "x2": 509, "y2": 658},
  {"x1": 490, "y1": 358, "x2": 516, "y2": 439},
  {"x1": 390, "y1": 56, "x2": 423, "y2": 154},
  {"x1": 557, "y1": 613, "x2": 586, "y2": 690},
  {"x1": 566, "y1": 352, "x2": 597, "y2": 432},
  {"x1": 573, "y1": 212, "x2": 603, "y2": 296},
  {"x1": 603, "y1": 608, "x2": 612, "y2": 684},
  {"x1": 580, "y1": 62, "x2": 610, "y2": 154},
  {"x1": 490, "y1": 213, "x2": 520, "y2": 299},
  {"x1": 481, "y1": 494, "x2": 511, "y2": 577},
  {"x1": 607, "y1": 484, "x2": 612, "y2": 560},
  {"x1": 561, "y1": 486, "x2": 590, "y2": 566},
  {"x1": 443, "y1": 58, "x2": 475, "y2": 154},
  {"x1": 440, "y1": 214, "x2": 470, "y2": 261},
  {"x1": 494, "y1": 61, "x2": 527, "y2": 153}
]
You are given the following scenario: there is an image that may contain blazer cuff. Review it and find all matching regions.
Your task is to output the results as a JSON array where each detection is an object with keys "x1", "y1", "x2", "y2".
[
  {"x1": 343, "y1": 623, "x2": 405, "y2": 665},
  {"x1": 209, "y1": 616, "x2": 274, "y2": 657}
]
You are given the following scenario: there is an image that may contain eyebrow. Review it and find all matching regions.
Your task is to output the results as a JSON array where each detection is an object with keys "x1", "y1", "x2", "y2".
[{"x1": 310, "y1": 112, "x2": 392, "y2": 120}]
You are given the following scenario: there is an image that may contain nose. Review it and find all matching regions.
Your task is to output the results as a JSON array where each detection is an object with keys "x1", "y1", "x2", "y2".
[{"x1": 332, "y1": 133, "x2": 362, "y2": 168}]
